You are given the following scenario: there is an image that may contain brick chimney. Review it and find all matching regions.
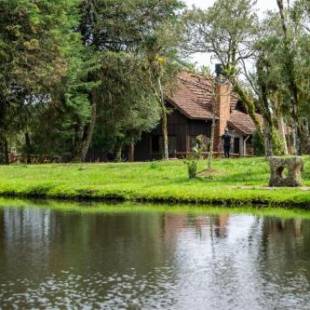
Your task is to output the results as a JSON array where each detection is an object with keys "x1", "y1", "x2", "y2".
[{"x1": 214, "y1": 65, "x2": 231, "y2": 149}]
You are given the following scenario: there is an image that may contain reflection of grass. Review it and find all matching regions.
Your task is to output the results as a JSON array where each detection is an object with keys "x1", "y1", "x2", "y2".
[
  {"x1": 0, "y1": 158, "x2": 309, "y2": 207},
  {"x1": 1, "y1": 198, "x2": 310, "y2": 220}
]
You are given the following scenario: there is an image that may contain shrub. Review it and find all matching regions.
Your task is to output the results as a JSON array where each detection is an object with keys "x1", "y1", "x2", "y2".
[
  {"x1": 185, "y1": 159, "x2": 198, "y2": 179},
  {"x1": 252, "y1": 131, "x2": 265, "y2": 156},
  {"x1": 184, "y1": 135, "x2": 207, "y2": 179}
]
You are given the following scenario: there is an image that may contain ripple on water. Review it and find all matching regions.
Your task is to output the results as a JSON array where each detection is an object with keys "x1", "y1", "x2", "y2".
[{"x1": 0, "y1": 208, "x2": 310, "y2": 309}]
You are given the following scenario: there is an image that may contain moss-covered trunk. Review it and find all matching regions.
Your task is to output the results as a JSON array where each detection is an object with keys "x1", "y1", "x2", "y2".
[
  {"x1": 78, "y1": 92, "x2": 97, "y2": 162},
  {"x1": 115, "y1": 142, "x2": 123, "y2": 162},
  {"x1": 158, "y1": 77, "x2": 169, "y2": 160},
  {"x1": 25, "y1": 132, "x2": 32, "y2": 164},
  {"x1": 128, "y1": 141, "x2": 135, "y2": 162}
]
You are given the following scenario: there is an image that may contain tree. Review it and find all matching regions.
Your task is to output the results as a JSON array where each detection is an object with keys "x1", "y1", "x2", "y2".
[
  {"x1": 78, "y1": 0, "x2": 184, "y2": 161},
  {"x1": 143, "y1": 24, "x2": 183, "y2": 160},
  {"x1": 182, "y1": 0, "x2": 264, "y2": 144},
  {"x1": 86, "y1": 52, "x2": 161, "y2": 162},
  {"x1": 0, "y1": 0, "x2": 85, "y2": 163}
]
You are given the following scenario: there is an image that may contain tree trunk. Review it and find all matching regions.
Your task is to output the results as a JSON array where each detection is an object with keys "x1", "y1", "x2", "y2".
[
  {"x1": 158, "y1": 77, "x2": 169, "y2": 160},
  {"x1": 115, "y1": 142, "x2": 123, "y2": 162},
  {"x1": 277, "y1": 0, "x2": 301, "y2": 154},
  {"x1": 3, "y1": 137, "x2": 9, "y2": 165},
  {"x1": 161, "y1": 109, "x2": 169, "y2": 160},
  {"x1": 79, "y1": 95, "x2": 97, "y2": 162},
  {"x1": 299, "y1": 118, "x2": 310, "y2": 154},
  {"x1": 128, "y1": 141, "x2": 135, "y2": 162},
  {"x1": 208, "y1": 105, "x2": 216, "y2": 170},
  {"x1": 25, "y1": 132, "x2": 31, "y2": 164},
  {"x1": 278, "y1": 115, "x2": 289, "y2": 155},
  {"x1": 256, "y1": 54, "x2": 276, "y2": 159},
  {"x1": 292, "y1": 119, "x2": 299, "y2": 155},
  {"x1": 263, "y1": 122, "x2": 273, "y2": 158}
]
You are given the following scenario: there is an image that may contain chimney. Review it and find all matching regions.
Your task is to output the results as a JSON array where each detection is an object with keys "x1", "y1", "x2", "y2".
[{"x1": 215, "y1": 64, "x2": 231, "y2": 137}]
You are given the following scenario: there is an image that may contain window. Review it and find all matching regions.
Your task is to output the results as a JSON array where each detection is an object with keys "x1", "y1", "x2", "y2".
[
  {"x1": 168, "y1": 136, "x2": 177, "y2": 155},
  {"x1": 234, "y1": 137, "x2": 240, "y2": 154},
  {"x1": 151, "y1": 136, "x2": 160, "y2": 154}
]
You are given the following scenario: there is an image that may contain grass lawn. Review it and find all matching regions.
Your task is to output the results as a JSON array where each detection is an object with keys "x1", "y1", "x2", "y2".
[{"x1": 1, "y1": 157, "x2": 310, "y2": 207}]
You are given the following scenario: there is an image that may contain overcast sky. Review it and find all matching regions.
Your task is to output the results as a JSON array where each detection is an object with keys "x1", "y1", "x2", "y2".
[
  {"x1": 183, "y1": 0, "x2": 279, "y2": 13},
  {"x1": 183, "y1": 0, "x2": 280, "y2": 68}
]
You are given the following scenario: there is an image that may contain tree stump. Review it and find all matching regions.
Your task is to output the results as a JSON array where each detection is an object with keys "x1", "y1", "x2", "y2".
[{"x1": 269, "y1": 156, "x2": 304, "y2": 187}]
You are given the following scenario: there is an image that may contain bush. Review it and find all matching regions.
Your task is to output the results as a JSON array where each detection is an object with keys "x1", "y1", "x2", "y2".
[
  {"x1": 252, "y1": 131, "x2": 265, "y2": 156},
  {"x1": 184, "y1": 135, "x2": 207, "y2": 179},
  {"x1": 185, "y1": 160, "x2": 198, "y2": 179}
]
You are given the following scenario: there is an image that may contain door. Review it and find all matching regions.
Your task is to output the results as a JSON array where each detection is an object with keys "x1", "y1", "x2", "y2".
[{"x1": 234, "y1": 137, "x2": 240, "y2": 154}]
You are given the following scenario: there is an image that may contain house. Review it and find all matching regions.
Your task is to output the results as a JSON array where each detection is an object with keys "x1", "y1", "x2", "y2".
[{"x1": 134, "y1": 71, "x2": 259, "y2": 161}]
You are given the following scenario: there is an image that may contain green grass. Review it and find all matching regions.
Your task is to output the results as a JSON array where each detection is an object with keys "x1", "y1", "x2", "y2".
[
  {"x1": 0, "y1": 157, "x2": 310, "y2": 207},
  {"x1": 1, "y1": 198, "x2": 310, "y2": 220}
]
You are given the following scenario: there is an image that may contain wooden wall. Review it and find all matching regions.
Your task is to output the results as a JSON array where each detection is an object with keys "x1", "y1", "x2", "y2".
[{"x1": 135, "y1": 106, "x2": 212, "y2": 161}]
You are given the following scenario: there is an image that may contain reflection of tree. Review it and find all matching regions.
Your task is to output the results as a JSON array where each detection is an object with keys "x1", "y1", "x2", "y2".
[
  {"x1": 2, "y1": 207, "x2": 310, "y2": 308},
  {"x1": 258, "y1": 217, "x2": 310, "y2": 279},
  {"x1": 0, "y1": 208, "x2": 171, "y2": 281},
  {"x1": 213, "y1": 214, "x2": 229, "y2": 239}
]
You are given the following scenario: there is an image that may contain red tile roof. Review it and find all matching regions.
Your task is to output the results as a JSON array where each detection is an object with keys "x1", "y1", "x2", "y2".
[
  {"x1": 168, "y1": 71, "x2": 216, "y2": 120},
  {"x1": 228, "y1": 111, "x2": 259, "y2": 135},
  {"x1": 167, "y1": 71, "x2": 258, "y2": 135}
]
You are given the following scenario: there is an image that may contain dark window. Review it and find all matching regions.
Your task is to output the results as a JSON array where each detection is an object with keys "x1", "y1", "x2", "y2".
[
  {"x1": 168, "y1": 136, "x2": 177, "y2": 155},
  {"x1": 152, "y1": 136, "x2": 160, "y2": 153}
]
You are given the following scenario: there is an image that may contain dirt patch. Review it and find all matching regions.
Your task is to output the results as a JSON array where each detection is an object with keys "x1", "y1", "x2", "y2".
[{"x1": 197, "y1": 169, "x2": 219, "y2": 178}]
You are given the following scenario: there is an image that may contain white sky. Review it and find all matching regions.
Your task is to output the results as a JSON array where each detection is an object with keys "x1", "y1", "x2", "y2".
[
  {"x1": 184, "y1": 0, "x2": 279, "y2": 11},
  {"x1": 183, "y1": 0, "x2": 280, "y2": 68}
]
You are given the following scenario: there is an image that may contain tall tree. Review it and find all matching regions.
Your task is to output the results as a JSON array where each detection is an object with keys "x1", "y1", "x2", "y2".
[
  {"x1": 183, "y1": 0, "x2": 263, "y2": 141},
  {"x1": 0, "y1": 0, "x2": 84, "y2": 163},
  {"x1": 78, "y1": 0, "x2": 183, "y2": 161}
]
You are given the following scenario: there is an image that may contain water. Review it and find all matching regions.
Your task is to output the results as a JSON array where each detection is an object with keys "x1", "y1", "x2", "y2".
[{"x1": 0, "y1": 203, "x2": 310, "y2": 309}]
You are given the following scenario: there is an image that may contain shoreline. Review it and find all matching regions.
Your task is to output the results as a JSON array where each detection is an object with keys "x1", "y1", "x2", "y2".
[
  {"x1": 0, "y1": 158, "x2": 310, "y2": 209},
  {"x1": 0, "y1": 188, "x2": 309, "y2": 209}
]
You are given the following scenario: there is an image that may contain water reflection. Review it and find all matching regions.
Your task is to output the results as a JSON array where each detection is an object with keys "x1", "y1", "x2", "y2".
[{"x1": 0, "y1": 206, "x2": 309, "y2": 309}]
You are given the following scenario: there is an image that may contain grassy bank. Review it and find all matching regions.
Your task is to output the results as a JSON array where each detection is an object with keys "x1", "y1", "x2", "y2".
[
  {"x1": 1, "y1": 157, "x2": 310, "y2": 207},
  {"x1": 2, "y1": 198, "x2": 310, "y2": 219}
]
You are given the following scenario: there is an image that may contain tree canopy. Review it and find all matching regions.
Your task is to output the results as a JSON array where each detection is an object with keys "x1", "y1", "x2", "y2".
[{"x1": 1, "y1": 0, "x2": 310, "y2": 163}]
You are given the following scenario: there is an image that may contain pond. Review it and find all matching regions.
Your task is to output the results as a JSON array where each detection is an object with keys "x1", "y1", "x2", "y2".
[{"x1": 0, "y1": 201, "x2": 310, "y2": 309}]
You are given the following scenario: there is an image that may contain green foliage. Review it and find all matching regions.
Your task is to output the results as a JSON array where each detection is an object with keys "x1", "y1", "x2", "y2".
[
  {"x1": 183, "y1": 0, "x2": 258, "y2": 70},
  {"x1": 0, "y1": 0, "x2": 184, "y2": 162},
  {"x1": 184, "y1": 135, "x2": 208, "y2": 179},
  {"x1": 252, "y1": 131, "x2": 265, "y2": 156},
  {"x1": 77, "y1": 0, "x2": 184, "y2": 160},
  {"x1": 185, "y1": 160, "x2": 198, "y2": 179},
  {"x1": 0, "y1": 0, "x2": 89, "y2": 161},
  {"x1": 272, "y1": 130, "x2": 285, "y2": 156}
]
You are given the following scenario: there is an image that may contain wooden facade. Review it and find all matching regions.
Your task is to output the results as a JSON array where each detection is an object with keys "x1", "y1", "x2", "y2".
[
  {"x1": 135, "y1": 102, "x2": 212, "y2": 161},
  {"x1": 134, "y1": 71, "x2": 258, "y2": 161}
]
